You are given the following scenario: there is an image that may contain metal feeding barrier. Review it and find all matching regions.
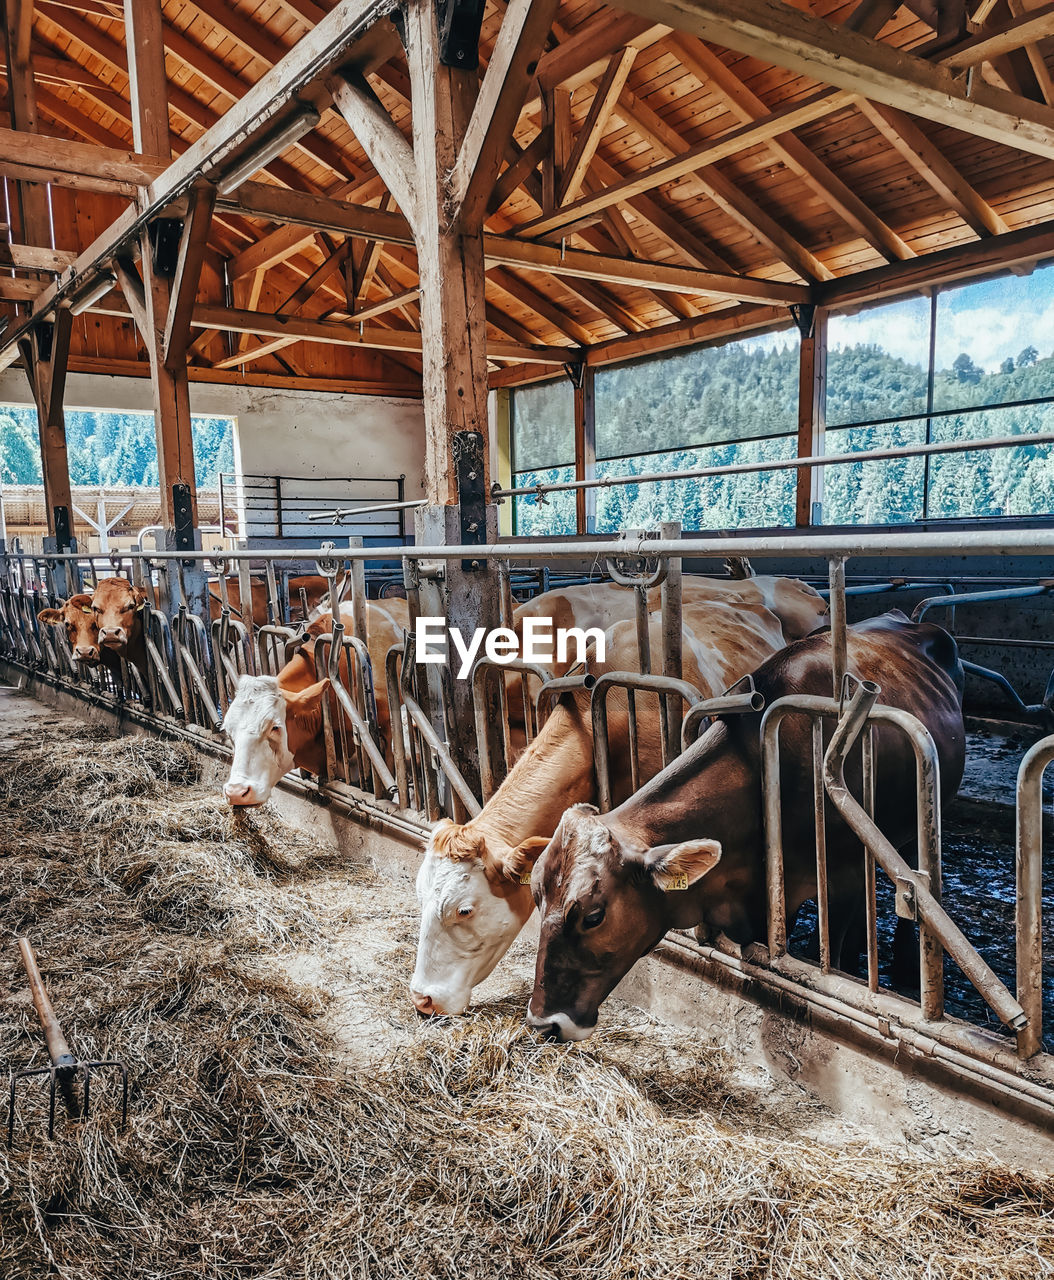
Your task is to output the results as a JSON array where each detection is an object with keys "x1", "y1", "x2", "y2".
[
  {"x1": 2, "y1": 527, "x2": 1054, "y2": 1116},
  {"x1": 7, "y1": 939, "x2": 129, "y2": 1146}
]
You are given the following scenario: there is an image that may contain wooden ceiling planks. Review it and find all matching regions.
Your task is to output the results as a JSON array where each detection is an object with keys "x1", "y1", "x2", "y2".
[{"x1": 3, "y1": 0, "x2": 1054, "y2": 397}]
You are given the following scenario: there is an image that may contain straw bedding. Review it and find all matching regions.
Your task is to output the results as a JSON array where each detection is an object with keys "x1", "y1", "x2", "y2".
[{"x1": 1, "y1": 716, "x2": 1053, "y2": 1280}]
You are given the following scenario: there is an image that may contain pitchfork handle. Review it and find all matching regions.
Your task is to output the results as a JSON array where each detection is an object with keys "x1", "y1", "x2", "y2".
[{"x1": 17, "y1": 939, "x2": 75, "y2": 1069}]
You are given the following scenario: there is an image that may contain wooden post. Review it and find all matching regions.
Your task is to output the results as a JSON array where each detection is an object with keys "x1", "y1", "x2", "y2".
[
  {"x1": 4, "y1": 0, "x2": 75, "y2": 564},
  {"x1": 494, "y1": 388, "x2": 513, "y2": 537},
  {"x1": 796, "y1": 308, "x2": 827, "y2": 528},
  {"x1": 124, "y1": 0, "x2": 200, "y2": 542},
  {"x1": 574, "y1": 364, "x2": 597, "y2": 534},
  {"x1": 404, "y1": 0, "x2": 503, "y2": 797}
]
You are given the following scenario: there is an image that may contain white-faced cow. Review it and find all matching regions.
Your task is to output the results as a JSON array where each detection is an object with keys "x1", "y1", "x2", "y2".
[
  {"x1": 222, "y1": 598, "x2": 408, "y2": 806},
  {"x1": 410, "y1": 584, "x2": 828, "y2": 1016},
  {"x1": 520, "y1": 613, "x2": 966, "y2": 1042}
]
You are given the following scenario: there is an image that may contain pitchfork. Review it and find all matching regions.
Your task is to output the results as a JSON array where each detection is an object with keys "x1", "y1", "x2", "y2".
[{"x1": 6, "y1": 938, "x2": 129, "y2": 1147}]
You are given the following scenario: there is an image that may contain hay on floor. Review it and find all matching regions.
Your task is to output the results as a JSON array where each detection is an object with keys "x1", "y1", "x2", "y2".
[{"x1": 0, "y1": 723, "x2": 1052, "y2": 1280}]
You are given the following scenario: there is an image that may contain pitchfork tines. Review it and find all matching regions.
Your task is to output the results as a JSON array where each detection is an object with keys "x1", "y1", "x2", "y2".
[{"x1": 6, "y1": 937, "x2": 129, "y2": 1147}]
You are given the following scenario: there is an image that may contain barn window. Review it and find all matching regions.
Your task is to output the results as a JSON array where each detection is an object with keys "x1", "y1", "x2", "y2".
[
  {"x1": 509, "y1": 377, "x2": 576, "y2": 536},
  {"x1": 825, "y1": 264, "x2": 1054, "y2": 524},
  {"x1": 592, "y1": 329, "x2": 800, "y2": 533}
]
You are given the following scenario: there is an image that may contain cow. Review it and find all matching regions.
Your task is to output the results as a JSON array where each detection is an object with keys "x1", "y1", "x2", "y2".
[
  {"x1": 520, "y1": 613, "x2": 966, "y2": 1042},
  {"x1": 37, "y1": 594, "x2": 118, "y2": 672},
  {"x1": 409, "y1": 585, "x2": 828, "y2": 1016},
  {"x1": 222, "y1": 597, "x2": 408, "y2": 806},
  {"x1": 208, "y1": 572, "x2": 349, "y2": 628},
  {"x1": 90, "y1": 576, "x2": 152, "y2": 677}
]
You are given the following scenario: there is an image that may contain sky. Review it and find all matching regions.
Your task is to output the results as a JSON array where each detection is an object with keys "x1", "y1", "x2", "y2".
[{"x1": 829, "y1": 263, "x2": 1054, "y2": 374}]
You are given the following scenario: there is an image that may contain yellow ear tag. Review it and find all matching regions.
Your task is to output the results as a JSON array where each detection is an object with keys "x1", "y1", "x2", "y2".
[
  {"x1": 663, "y1": 872, "x2": 690, "y2": 892},
  {"x1": 519, "y1": 867, "x2": 533, "y2": 885},
  {"x1": 136, "y1": 600, "x2": 148, "y2": 611},
  {"x1": 81, "y1": 606, "x2": 93, "y2": 615}
]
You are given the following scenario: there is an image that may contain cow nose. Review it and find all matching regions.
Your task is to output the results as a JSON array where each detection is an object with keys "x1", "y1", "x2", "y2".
[
  {"x1": 73, "y1": 645, "x2": 98, "y2": 661},
  {"x1": 223, "y1": 781, "x2": 256, "y2": 805},
  {"x1": 531, "y1": 1020, "x2": 564, "y2": 1042},
  {"x1": 410, "y1": 989, "x2": 437, "y2": 1016},
  {"x1": 99, "y1": 627, "x2": 125, "y2": 645}
]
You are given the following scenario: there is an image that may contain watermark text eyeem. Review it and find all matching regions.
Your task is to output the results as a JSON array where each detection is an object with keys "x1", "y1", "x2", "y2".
[{"x1": 415, "y1": 617, "x2": 605, "y2": 679}]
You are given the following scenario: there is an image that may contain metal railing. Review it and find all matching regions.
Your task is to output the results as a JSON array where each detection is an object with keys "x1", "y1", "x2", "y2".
[{"x1": 2, "y1": 528, "x2": 1054, "y2": 1107}]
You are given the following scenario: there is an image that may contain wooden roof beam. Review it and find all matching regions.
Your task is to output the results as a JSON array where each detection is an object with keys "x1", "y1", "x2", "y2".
[
  {"x1": 558, "y1": 48, "x2": 638, "y2": 205},
  {"x1": 668, "y1": 34, "x2": 914, "y2": 261},
  {"x1": 487, "y1": 128, "x2": 551, "y2": 217},
  {"x1": 191, "y1": 306, "x2": 573, "y2": 366},
  {"x1": 857, "y1": 98, "x2": 1010, "y2": 237},
  {"x1": 517, "y1": 89, "x2": 852, "y2": 238},
  {"x1": 615, "y1": 0, "x2": 1054, "y2": 158},
  {"x1": 488, "y1": 265, "x2": 597, "y2": 344},
  {"x1": 162, "y1": 181, "x2": 216, "y2": 370},
  {"x1": 329, "y1": 71, "x2": 418, "y2": 224},
  {"x1": 451, "y1": 0, "x2": 561, "y2": 226},
  {"x1": 943, "y1": 2, "x2": 1054, "y2": 69}
]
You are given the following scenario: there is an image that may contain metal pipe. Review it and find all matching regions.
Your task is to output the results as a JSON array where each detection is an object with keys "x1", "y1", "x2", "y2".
[
  {"x1": 679, "y1": 688, "x2": 765, "y2": 751},
  {"x1": 308, "y1": 498, "x2": 428, "y2": 522},
  {"x1": 494, "y1": 429, "x2": 1054, "y2": 500},
  {"x1": 913, "y1": 582, "x2": 1054, "y2": 621},
  {"x1": 31, "y1": 526, "x2": 1054, "y2": 562},
  {"x1": 471, "y1": 656, "x2": 551, "y2": 801},
  {"x1": 828, "y1": 556, "x2": 847, "y2": 701},
  {"x1": 822, "y1": 684, "x2": 1024, "y2": 1030},
  {"x1": 1015, "y1": 733, "x2": 1054, "y2": 1059}
]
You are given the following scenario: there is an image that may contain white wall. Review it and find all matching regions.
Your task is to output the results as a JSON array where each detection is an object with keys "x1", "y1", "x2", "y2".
[{"x1": 0, "y1": 370, "x2": 426, "y2": 499}]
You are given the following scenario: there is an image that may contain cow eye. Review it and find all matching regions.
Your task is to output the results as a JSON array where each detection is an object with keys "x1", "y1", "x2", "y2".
[
  {"x1": 456, "y1": 906, "x2": 474, "y2": 919},
  {"x1": 582, "y1": 907, "x2": 606, "y2": 929}
]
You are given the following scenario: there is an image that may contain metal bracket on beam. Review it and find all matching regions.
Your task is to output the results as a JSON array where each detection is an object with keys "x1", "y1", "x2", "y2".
[
  {"x1": 53, "y1": 505, "x2": 72, "y2": 553},
  {"x1": 563, "y1": 361, "x2": 585, "y2": 390},
  {"x1": 453, "y1": 430, "x2": 486, "y2": 572},
  {"x1": 790, "y1": 302, "x2": 817, "y2": 340},
  {"x1": 436, "y1": 0, "x2": 486, "y2": 68},
  {"x1": 172, "y1": 483, "x2": 194, "y2": 560},
  {"x1": 150, "y1": 220, "x2": 184, "y2": 278},
  {"x1": 35, "y1": 321, "x2": 54, "y2": 363}
]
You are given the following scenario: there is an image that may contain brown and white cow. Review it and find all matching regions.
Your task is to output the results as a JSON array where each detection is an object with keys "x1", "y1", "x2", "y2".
[
  {"x1": 37, "y1": 594, "x2": 118, "y2": 672},
  {"x1": 221, "y1": 597, "x2": 408, "y2": 805},
  {"x1": 90, "y1": 577, "x2": 152, "y2": 677},
  {"x1": 409, "y1": 586, "x2": 827, "y2": 1016},
  {"x1": 520, "y1": 613, "x2": 966, "y2": 1042}
]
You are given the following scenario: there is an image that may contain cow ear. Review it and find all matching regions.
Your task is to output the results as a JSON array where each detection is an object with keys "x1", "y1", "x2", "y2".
[
  {"x1": 37, "y1": 607, "x2": 64, "y2": 625},
  {"x1": 284, "y1": 679, "x2": 329, "y2": 733},
  {"x1": 503, "y1": 835, "x2": 551, "y2": 885},
  {"x1": 133, "y1": 586, "x2": 150, "y2": 611},
  {"x1": 645, "y1": 839, "x2": 722, "y2": 892}
]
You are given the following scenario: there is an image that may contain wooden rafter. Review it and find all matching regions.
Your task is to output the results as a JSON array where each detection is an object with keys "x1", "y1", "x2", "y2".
[
  {"x1": 451, "y1": 0, "x2": 562, "y2": 226},
  {"x1": 558, "y1": 47, "x2": 637, "y2": 205},
  {"x1": 329, "y1": 71, "x2": 418, "y2": 223},
  {"x1": 518, "y1": 89, "x2": 852, "y2": 238},
  {"x1": 857, "y1": 99, "x2": 1010, "y2": 238},
  {"x1": 668, "y1": 34, "x2": 913, "y2": 262},
  {"x1": 162, "y1": 181, "x2": 217, "y2": 370},
  {"x1": 616, "y1": 0, "x2": 1054, "y2": 158}
]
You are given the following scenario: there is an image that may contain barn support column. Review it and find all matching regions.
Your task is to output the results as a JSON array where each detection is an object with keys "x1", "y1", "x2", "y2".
[
  {"x1": 3, "y1": 0, "x2": 76, "y2": 591},
  {"x1": 403, "y1": 0, "x2": 506, "y2": 799},
  {"x1": 794, "y1": 305, "x2": 827, "y2": 528},
  {"x1": 123, "y1": 0, "x2": 208, "y2": 617}
]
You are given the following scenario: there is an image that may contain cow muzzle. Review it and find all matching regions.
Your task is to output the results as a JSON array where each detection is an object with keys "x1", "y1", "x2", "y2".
[
  {"x1": 98, "y1": 627, "x2": 126, "y2": 648},
  {"x1": 526, "y1": 1008, "x2": 596, "y2": 1043},
  {"x1": 73, "y1": 645, "x2": 100, "y2": 664},
  {"x1": 223, "y1": 780, "x2": 261, "y2": 807}
]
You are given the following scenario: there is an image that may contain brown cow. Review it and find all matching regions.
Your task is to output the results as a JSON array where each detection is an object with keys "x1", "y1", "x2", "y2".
[
  {"x1": 519, "y1": 613, "x2": 966, "y2": 1041},
  {"x1": 37, "y1": 594, "x2": 119, "y2": 674},
  {"x1": 90, "y1": 577, "x2": 152, "y2": 677},
  {"x1": 221, "y1": 598, "x2": 408, "y2": 805},
  {"x1": 208, "y1": 572, "x2": 349, "y2": 627},
  {"x1": 408, "y1": 592, "x2": 819, "y2": 1016}
]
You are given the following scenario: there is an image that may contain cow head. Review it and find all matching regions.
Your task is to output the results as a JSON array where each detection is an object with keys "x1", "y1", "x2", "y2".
[
  {"x1": 37, "y1": 594, "x2": 101, "y2": 664},
  {"x1": 410, "y1": 820, "x2": 547, "y2": 1016},
  {"x1": 524, "y1": 804, "x2": 722, "y2": 1042},
  {"x1": 221, "y1": 673, "x2": 330, "y2": 806},
  {"x1": 91, "y1": 577, "x2": 149, "y2": 655}
]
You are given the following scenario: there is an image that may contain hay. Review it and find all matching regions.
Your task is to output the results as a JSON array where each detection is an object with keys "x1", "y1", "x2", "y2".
[{"x1": 2, "y1": 719, "x2": 1053, "y2": 1280}]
